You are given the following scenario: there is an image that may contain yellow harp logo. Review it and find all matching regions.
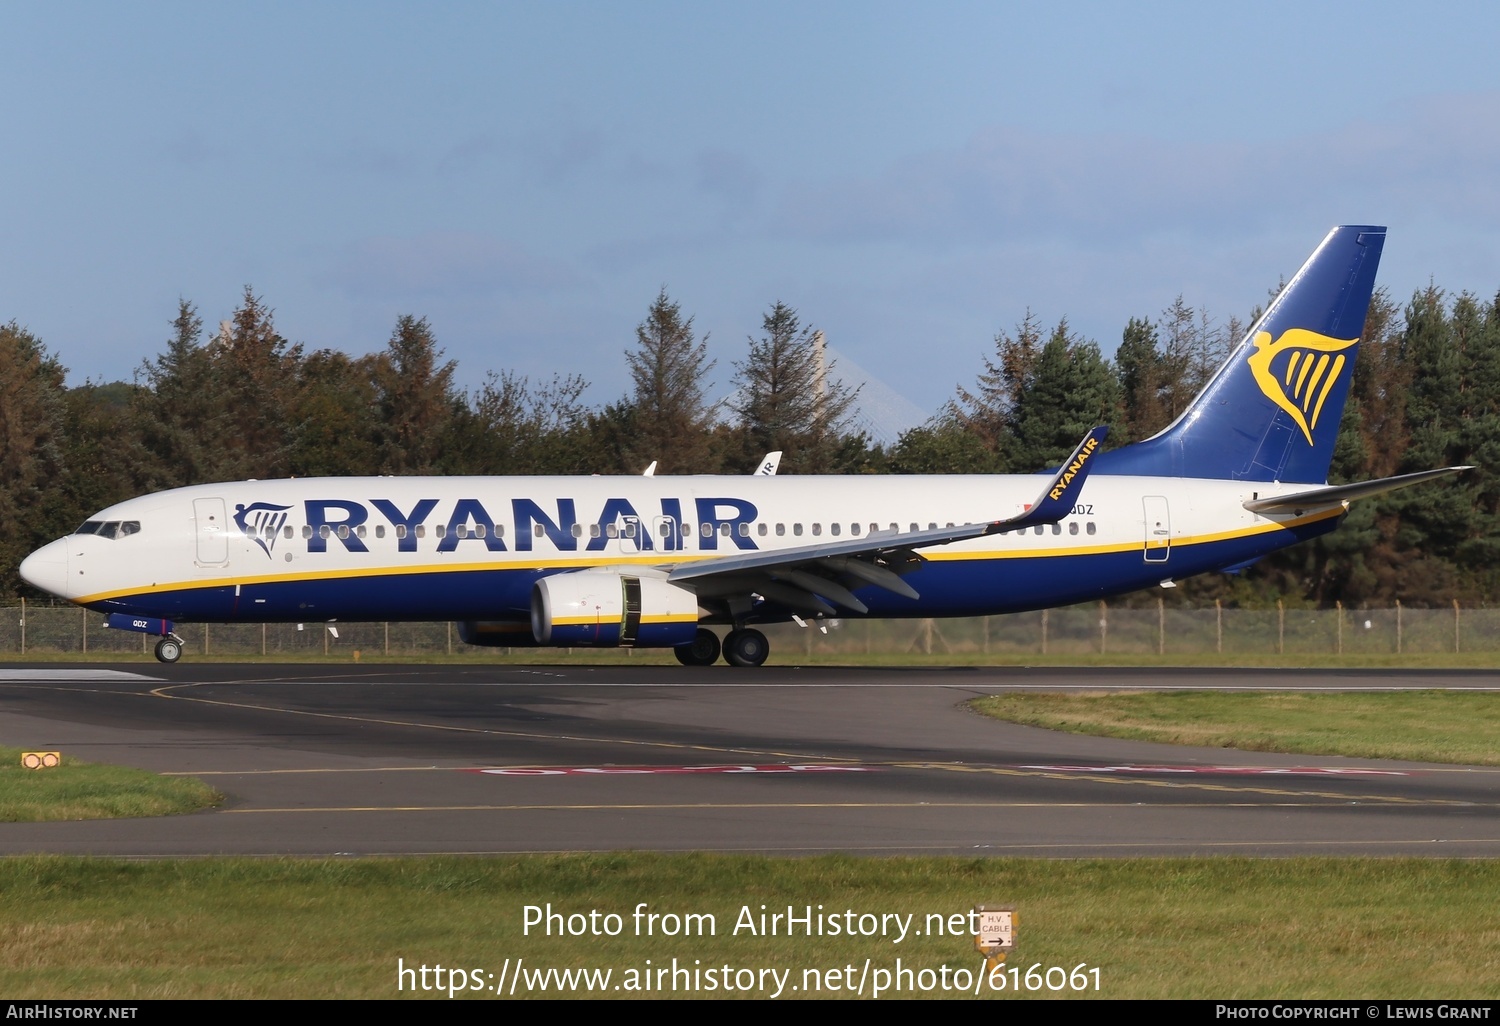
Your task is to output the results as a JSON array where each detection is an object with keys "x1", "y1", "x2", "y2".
[{"x1": 1247, "y1": 328, "x2": 1357, "y2": 445}]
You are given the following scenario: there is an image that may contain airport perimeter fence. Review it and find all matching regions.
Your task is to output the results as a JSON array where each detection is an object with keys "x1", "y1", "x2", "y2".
[{"x1": 2, "y1": 599, "x2": 1495, "y2": 659}]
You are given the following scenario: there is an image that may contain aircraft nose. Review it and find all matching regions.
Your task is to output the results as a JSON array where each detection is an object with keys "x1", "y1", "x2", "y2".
[{"x1": 19, "y1": 538, "x2": 70, "y2": 599}]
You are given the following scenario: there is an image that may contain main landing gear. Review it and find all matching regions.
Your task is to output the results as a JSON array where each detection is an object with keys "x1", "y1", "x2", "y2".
[
  {"x1": 671, "y1": 627, "x2": 770, "y2": 667},
  {"x1": 673, "y1": 627, "x2": 721, "y2": 666}
]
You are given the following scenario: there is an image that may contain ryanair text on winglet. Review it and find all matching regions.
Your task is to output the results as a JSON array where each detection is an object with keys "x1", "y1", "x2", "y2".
[{"x1": 1049, "y1": 436, "x2": 1101, "y2": 501}]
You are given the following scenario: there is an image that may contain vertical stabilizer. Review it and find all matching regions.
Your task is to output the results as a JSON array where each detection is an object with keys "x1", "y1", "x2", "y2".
[{"x1": 1095, "y1": 225, "x2": 1385, "y2": 483}]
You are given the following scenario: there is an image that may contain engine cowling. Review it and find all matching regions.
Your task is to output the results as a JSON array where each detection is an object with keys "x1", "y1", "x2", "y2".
[{"x1": 531, "y1": 571, "x2": 699, "y2": 648}]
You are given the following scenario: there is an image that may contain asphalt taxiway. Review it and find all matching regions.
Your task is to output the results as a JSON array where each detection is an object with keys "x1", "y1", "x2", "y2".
[{"x1": 0, "y1": 663, "x2": 1497, "y2": 857}]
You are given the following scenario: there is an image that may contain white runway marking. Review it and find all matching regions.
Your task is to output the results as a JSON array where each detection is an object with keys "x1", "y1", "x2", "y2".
[{"x1": 0, "y1": 669, "x2": 161, "y2": 682}]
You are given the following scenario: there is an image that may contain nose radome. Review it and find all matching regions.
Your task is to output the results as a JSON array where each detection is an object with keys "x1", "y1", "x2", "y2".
[{"x1": 19, "y1": 538, "x2": 70, "y2": 599}]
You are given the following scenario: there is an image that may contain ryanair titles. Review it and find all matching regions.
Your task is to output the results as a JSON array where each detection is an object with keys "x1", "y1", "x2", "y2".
[
  {"x1": 1048, "y1": 435, "x2": 1100, "y2": 502},
  {"x1": 235, "y1": 496, "x2": 761, "y2": 559}
]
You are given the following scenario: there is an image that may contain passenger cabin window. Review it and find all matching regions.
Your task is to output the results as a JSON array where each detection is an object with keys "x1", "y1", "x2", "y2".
[
  {"x1": 831, "y1": 523, "x2": 841, "y2": 537},
  {"x1": 376, "y1": 525, "x2": 386, "y2": 539},
  {"x1": 793, "y1": 524, "x2": 804, "y2": 537},
  {"x1": 776, "y1": 524, "x2": 785, "y2": 536},
  {"x1": 758, "y1": 524, "x2": 768, "y2": 537},
  {"x1": 1086, "y1": 523, "x2": 1097, "y2": 535},
  {"x1": 435, "y1": 525, "x2": 446, "y2": 539},
  {"x1": 395, "y1": 525, "x2": 407, "y2": 540},
  {"x1": 283, "y1": 525, "x2": 293, "y2": 539}
]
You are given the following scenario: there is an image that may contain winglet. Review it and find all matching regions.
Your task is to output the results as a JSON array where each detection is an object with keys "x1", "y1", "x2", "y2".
[
  {"x1": 755, "y1": 451, "x2": 783, "y2": 476},
  {"x1": 987, "y1": 426, "x2": 1108, "y2": 533}
]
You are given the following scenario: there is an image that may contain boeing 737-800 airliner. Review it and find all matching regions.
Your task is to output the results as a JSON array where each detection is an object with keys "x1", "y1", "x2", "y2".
[{"x1": 18, "y1": 226, "x2": 1469, "y2": 665}]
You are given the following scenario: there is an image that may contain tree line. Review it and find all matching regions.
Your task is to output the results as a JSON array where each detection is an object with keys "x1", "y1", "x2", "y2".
[{"x1": 3, "y1": 282, "x2": 1497, "y2": 608}]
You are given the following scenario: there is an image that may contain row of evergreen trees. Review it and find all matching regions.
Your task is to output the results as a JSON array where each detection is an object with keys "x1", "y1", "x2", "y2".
[{"x1": 3, "y1": 283, "x2": 1497, "y2": 607}]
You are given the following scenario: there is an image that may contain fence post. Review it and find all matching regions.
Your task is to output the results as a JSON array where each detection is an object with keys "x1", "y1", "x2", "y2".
[
  {"x1": 1040, "y1": 609, "x2": 1049, "y2": 655},
  {"x1": 19, "y1": 597, "x2": 24, "y2": 655},
  {"x1": 1216, "y1": 598, "x2": 1222, "y2": 655},
  {"x1": 1099, "y1": 600, "x2": 1107, "y2": 654},
  {"x1": 1336, "y1": 600, "x2": 1343, "y2": 655},
  {"x1": 261, "y1": 623, "x2": 267, "y2": 657},
  {"x1": 1454, "y1": 599, "x2": 1461, "y2": 654},
  {"x1": 447, "y1": 622, "x2": 453, "y2": 656},
  {"x1": 385, "y1": 622, "x2": 390, "y2": 656},
  {"x1": 1277, "y1": 599, "x2": 1284, "y2": 655},
  {"x1": 983, "y1": 615, "x2": 990, "y2": 655},
  {"x1": 82, "y1": 607, "x2": 87, "y2": 655},
  {"x1": 1397, "y1": 600, "x2": 1403, "y2": 654},
  {"x1": 1157, "y1": 596, "x2": 1164, "y2": 656}
]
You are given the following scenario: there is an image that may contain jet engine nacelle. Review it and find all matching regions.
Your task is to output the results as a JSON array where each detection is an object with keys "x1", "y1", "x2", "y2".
[{"x1": 531, "y1": 571, "x2": 699, "y2": 648}]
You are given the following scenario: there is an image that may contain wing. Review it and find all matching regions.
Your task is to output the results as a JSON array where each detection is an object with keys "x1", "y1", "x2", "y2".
[{"x1": 665, "y1": 427, "x2": 1107, "y2": 616}]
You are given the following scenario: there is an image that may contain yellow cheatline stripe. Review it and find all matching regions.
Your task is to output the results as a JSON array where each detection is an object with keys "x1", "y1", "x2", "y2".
[
  {"x1": 926, "y1": 506, "x2": 1344, "y2": 563},
  {"x1": 551, "y1": 613, "x2": 692, "y2": 626},
  {"x1": 72, "y1": 507, "x2": 1346, "y2": 603}
]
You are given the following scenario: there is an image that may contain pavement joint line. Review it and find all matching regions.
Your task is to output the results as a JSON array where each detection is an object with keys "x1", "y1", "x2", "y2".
[{"x1": 146, "y1": 681, "x2": 855, "y2": 763}]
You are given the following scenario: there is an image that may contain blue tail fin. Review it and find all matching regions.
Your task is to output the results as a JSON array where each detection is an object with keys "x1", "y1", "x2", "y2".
[{"x1": 1095, "y1": 225, "x2": 1386, "y2": 483}]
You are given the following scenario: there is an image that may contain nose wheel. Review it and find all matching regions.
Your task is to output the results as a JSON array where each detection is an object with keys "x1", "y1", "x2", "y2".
[{"x1": 154, "y1": 638, "x2": 183, "y2": 664}]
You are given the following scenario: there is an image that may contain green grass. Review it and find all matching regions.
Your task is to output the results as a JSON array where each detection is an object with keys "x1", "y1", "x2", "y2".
[
  {"x1": 0, "y1": 746, "x2": 220, "y2": 821},
  {"x1": 972, "y1": 691, "x2": 1500, "y2": 765},
  {"x1": 2, "y1": 854, "x2": 1498, "y2": 999}
]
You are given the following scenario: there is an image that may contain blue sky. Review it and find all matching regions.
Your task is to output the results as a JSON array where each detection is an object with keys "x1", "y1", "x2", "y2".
[{"x1": 5, "y1": 2, "x2": 1500, "y2": 420}]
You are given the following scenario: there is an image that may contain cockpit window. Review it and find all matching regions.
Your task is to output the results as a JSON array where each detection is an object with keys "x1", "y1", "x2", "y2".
[{"x1": 72, "y1": 520, "x2": 140, "y2": 539}]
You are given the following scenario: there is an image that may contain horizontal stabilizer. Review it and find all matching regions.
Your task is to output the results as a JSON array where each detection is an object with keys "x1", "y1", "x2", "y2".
[{"x1": 1243, "y1": 466, "x2": 1473, "y2": 515}]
